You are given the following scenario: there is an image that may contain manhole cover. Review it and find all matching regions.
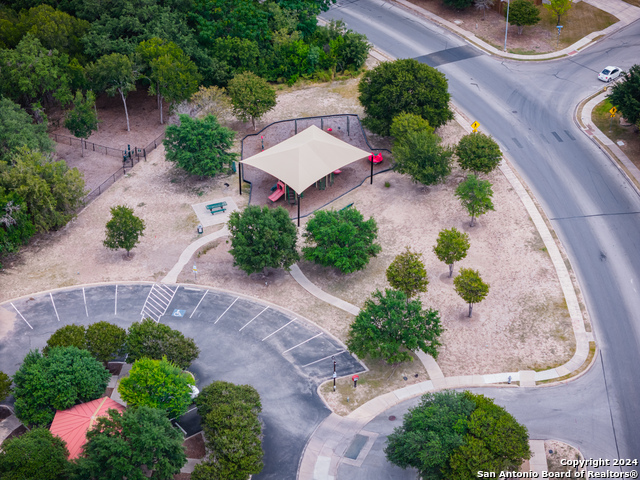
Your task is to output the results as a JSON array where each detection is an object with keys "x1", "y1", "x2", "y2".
[{"x1": 389, "y1": 415, "x2": 396, "y2": 421}]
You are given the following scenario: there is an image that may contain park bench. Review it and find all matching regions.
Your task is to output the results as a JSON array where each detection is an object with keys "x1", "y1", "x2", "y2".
[{"x1": 206, "y1": 202, "x2": 227, "y2": 215}]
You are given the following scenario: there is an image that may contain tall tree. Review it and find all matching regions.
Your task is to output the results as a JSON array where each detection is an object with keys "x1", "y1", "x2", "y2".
[
  {"x1": 347, "y1": 288, "x2": 442, "y2": 364},
  {"x1": 103, "y1": 205, "x2": 145, "y2": 257},
  {"x1": 433, "y1": 227, "x2": 471, "y2": 277},
  {"x1": 64, "y1": 90, "x2": 98, "y2": 157},
  {"x1": 474, "y1": 0, "x2": 495, "y2": 20},
  {"x1": 85, "y1": 321, "x2": 127, "y2": 366},
  {"x1": 609, "y1": 64, "x2": 640, "y2": 127},
  {"x1": 227, "y1": 72, "x2": 277, "y2": 130},
  {"x1": 126, "y1": 318, "x2": 200, "y2": 369},
  {"x1": 0, "y1": 191, "x2": 35, "y2": 265},
  {"x1": 0, "y1": 428, "x2": 70, "y2": 480},
  {"x1": 44, "y1": 324, "x2": 86, "y2": 354},
  {"x1": 73, "y1": 406, "x2": 186, "y2": 480},
  {"x1": 136, "y1": 37, "x2": 201, "y2": 124},
  {"x1": 443, "y1": 0, "x2": 474, "y2": 9},
  {"x1": 164, "y1": 114, "x2": 237, "y2": 177},
  {"x1": 544, "y1": 0, "x2": 572, "y2": 25},
  {"x1": 87, "y1": 53, "x2": 137, "y2": 131},
  {"x1": 507, "y1": 0, "x2": 541, "y2": 35},
  {"x1": 118, "y1": 357, "x2": 195, "y2": 419},
  {"x1": 456, "y1": 132, "x2": 502, "y2": 174},
  {"x1": 358, "y1": 58, "x2": 453, "y2": 136},
  {"x1": 0, "y1": 370, "x2": 10, "y2": 402},
  {"x1": 455, "y1": 174, "x2": 495, "y2": 226},
  {"x1": 12, "y1": 347, "x2": 110, "y2": 427},
  {"x1": 393, "y1": 129, "x2": 454, "y2": 186},
  {"x1": 454, "y1": 268, "x2": 490, "y2": 317},
  {"x1": 389, "y1": 112, "x2": 434, "y2": 144},
  {"x1": 0, "y1": 148, "x2": 86, "y2": 232},
  {"x1": 303, "y1": 208, "x2": 381, "y2": 274},
  {"x1": 0, "y1": 97, "x2": 53, "y2": 160},
  {"x1": 228, "y1": 205, "x2": 300, "y2": 275},
  {"x1": 0, "y1": 34, "x2": 72, "y2": 112},
  {"x1": 386, "y1": 247, "x2": 429, "y2": 299}
]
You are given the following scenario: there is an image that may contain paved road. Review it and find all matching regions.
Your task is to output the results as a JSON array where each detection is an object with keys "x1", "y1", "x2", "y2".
[
  {"x1": 0, "y1": 284, "x2": 365, "y2": 479},
  {"x1": 322, "y1": 0, "x2": 640, "y2": 461}
]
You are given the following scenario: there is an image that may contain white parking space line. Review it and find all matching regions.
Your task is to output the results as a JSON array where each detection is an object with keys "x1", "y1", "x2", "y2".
[
  {"x1": 282, "y1": 333, "x2": 323, "y2": 354},
  {"x1": 262, "y1": 318, "x2": 296, "y2": 341},
  {"x1": 239, "y1": 307, "x2": 268, "y2": 332},
  {"x1": 11, "y1": 303, "x2": 32, "y2": 329},
  {"x1": 50, "y1": 293, "x2": 60, "y2": 322},
  {"x1": 82, "y1": 287, "x2": 88, "y2": 317},
  {"x1": 190, "y1": 290, "x2": 208, "y2": 318},
  {"x1": 214, "y1": 297, "x2": 238, "y2": 324},
  {"x1": 115, "y1": 285, "x2": 118, "y2": 315},
  {"x1": 301, "y1": 350, "x2": 345, "y2": 368}
]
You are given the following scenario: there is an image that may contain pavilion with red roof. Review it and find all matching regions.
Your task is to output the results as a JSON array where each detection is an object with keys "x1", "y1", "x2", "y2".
[{"x1": 49, "y1": 397, "x2": 126, "y2": 459}]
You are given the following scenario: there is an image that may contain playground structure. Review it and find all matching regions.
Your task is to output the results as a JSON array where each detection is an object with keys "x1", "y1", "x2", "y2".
[{"x1": 239, "y1": 115, "x2": 391, "y2": 224}]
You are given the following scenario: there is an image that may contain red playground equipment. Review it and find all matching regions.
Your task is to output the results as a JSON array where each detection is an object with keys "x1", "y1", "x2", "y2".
[
  {"x1": 269, "y1": 181, "x2": 285, "y2": 202},
  {"x1": 368, "y1": 152, "x2": 383, "y2": 164}
]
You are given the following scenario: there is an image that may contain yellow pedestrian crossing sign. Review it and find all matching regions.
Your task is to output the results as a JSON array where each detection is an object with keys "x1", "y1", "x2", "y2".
[
  {"x1": 471, "y1": 121, "x2": 480, "y2": 132},
  {"x1": 609, "y1": 107, "x2": 617, "y2": 117}
]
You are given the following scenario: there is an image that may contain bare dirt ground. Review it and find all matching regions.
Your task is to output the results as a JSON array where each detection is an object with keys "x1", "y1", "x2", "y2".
[
  {"x1": 406, "y1": 0, "x2": 617, "y2": 54},
  {"x1": 2, "y1": 59, "x2": 574, "y2": 394},
  {"x1": 545, "y1": 440, "x2": 585, "y2": 477}
]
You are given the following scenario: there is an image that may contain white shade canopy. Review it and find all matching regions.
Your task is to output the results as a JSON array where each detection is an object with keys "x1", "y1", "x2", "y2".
[{"x1": 240, "y1": 125, "x2": 372, "y2": 194}]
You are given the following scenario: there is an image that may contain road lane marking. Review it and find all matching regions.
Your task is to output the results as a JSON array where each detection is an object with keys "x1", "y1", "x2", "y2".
[
  {"x1": 190, "y1": 290, "x2": 208, "y2": 318},
  {"x1": 214, "y1": 297, "x2": 238, "y2": 324},
  {"x1": 239, "y1": 307, "x2": 268, "y2": 331},
  {"x1": 82, "y1": 288, "x2": 88, "y2": 317},
  {"x1": 262, "y1": 318, "x2": 296, "y2": 341},
  {"x1": 301, "y1": 350, "x2": 345, "y2": 368},
  {"x1": 11, "y1": 303, "x2": 32, "y2": 329},
  {"x1": 115, "y1": 285, "x2": 118, "y2": 315},
  {"x1": 282, "y1": 333, "x2": 323, "y2": 354},
  {"x1": 50, "y1": 293, "x2": 60, "y2": 322}
]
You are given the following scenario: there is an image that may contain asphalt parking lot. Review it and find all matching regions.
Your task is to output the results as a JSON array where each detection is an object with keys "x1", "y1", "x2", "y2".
[{"x1": 0, "y1": 283, "x2": 365, "y2": 479}]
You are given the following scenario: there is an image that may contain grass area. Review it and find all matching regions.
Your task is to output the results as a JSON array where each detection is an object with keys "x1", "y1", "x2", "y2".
[
  {"x1": 538, "y1": 2, "x2": 617, "y2": 49},
  {"x1": 320, "y1": 353, "x2": 429, "y2": 416},
  {"x1": 592, "y1": 99, "x2": 640, "y2": 170},
  {"x1": 538, "y1": 342, "x2": 596, "y2": 384}
]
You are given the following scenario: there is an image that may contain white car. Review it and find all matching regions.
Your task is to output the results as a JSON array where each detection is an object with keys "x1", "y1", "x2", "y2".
[{"x1": 598, "y1": 66, "x2": 621, "y2": 82}]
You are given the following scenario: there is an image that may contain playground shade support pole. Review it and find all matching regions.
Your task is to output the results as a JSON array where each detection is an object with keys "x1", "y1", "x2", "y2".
[
  {"x1": 347, "y1": 116, "x2": 350, "y2": 136},
  {"x1": 370, "y1": 157, "x2": 373, "y2": 184},
  {"x1": 297, "y1": 194, "x2": 301, "y2": 227},
  {"x1": 295, "y1": 120, "x2": 297, "y2": 135},
  {"x1": 238, "y1": 163, "x2": 242, "y2": 195}
]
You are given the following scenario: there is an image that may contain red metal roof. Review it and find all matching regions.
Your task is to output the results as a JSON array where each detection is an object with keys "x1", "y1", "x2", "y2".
[{"x1": 50, "y1": 397, "x2": 126, "y2": 459}]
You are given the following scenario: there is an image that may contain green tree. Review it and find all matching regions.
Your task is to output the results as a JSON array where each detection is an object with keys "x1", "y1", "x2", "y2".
[
  {"x1": 194, "y1": 381, "x2": 263, "y2": 480},
  {"x1": 358, "y1": 58, "x2": 453, "y2": 136},
  {"x1": 303, "y1": 208, "x2": 381, "y2": 274},
  {"x1": 228, "y1": 205, "x2": 300, "y2": 275},
  {"x1": 118, "y1": 357, "x2": 195, "y2": 419},
  {"x1": 544, "y1": 0, "x2": 572, "y2": 25},
  {"x1": 0, "y1": 34, "x2": 72, "y2": 110},
  {"x1": 609, "y1": 64, "x2": 640, "y2": 127},
  {"x1": 456, "y1": 132, "x2": 502, "y2": 174},
  {"x1": 164, "y1": 114, "x2": 237, "y2": 177},
  {"x1": 393, "y1": 130, "x2": 454, "y2": 185},
  {"x1": 103, "y1": 205, "x2": 145, "y2": 257},
  {"x1": 433, "y1": 227, "x2": 471, "y2": 277},
  {"x1": 0, "y1": 97, "x2": 53, "y2": 160},
  {"x1": 227, "y1": 72, "x2": 277, "y2": 130},
  {"x1": 86, "y1": 321, "x2": 127, "y2": 366},
  {"x1": 64, "y1": 90, "x2": 98, "y2": 157},
  {"x1": 73, "y1": 406, "x2": 186, "y2": 480},
  {"x1": 0, "y1": 370, "x2": 11, "y2": 401},
  {"x1": 386, "y1": 247, "x2": 429, "y2": 299},
  {"x1": 189, "y1": 85, "x2": 232, "y2": 119},
  {"x1": 44, "y1": 324, "x2": 86, "y2": 354},
  {"x1": 0, "y1": 148, "x2": 86, "y2": 232},
  {"x1": 0, "y1": 428, "x2": 70, "y2": 480},
  {"x1": 385, "y1": 391, "x2": 530, "y2": 479},
  {"x1": 126, "y1": 318, "x2": 200, "y2": 369},
  {"x1": 87, "y1": 53, "x2": 138, "y2": 131},
  {"x1": 389, "y1": 112, "x2": 434, "y2": 143},
  {"x1": 448, "y1": 394, "x2": 531, "y2": 477},
  {"x1": 12, "y1": 346, "x2": 110, "y2": 426},
  {"x1": 346, "y1": 289, "x2": 442, "y2": 364},
  {"x1": 136, "y1": 37, "x2": 201, "y2": 124},
  {"x1": 443, "y1": 0, "x2": 474, "y2": 9},
  {"x1": 454, "y1": 267, "x2": 490, "y2": 317},
  {"x1": 0, "y1": 192, "x2": 35, "y2": 265},
  {"x1": 455, "y1": 174, "x2": 495, "y2": 226},
  {"x1": 507, "y1": 0, "x2": 541, "y2": 35},
  {"x1": 385, "y1": 391, "x2": 476, "y2": 479}
]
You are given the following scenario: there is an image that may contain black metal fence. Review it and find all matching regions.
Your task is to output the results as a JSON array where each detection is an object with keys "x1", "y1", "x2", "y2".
[{"x1": 51, "y1": 132, "x2": 167, "y2": 207}]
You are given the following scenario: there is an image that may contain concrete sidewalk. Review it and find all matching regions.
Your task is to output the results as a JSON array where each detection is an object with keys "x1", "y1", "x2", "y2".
[{"x1": 391, "y1": 0, "x2": 640, "y2": 61}]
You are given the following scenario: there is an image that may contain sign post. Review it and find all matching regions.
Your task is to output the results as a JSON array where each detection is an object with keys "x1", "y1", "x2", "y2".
[
  {"x1": 471, "y1": 121, "x2": 480, "y2": 133},
  {"x1": 193, "y1": 264, "x2": 197, "y2": 282}
]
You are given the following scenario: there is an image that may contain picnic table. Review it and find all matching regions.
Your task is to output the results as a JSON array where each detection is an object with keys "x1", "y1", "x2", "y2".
[{"x1": 206, "y1": 201, "x2": 227, "y2": 215}]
